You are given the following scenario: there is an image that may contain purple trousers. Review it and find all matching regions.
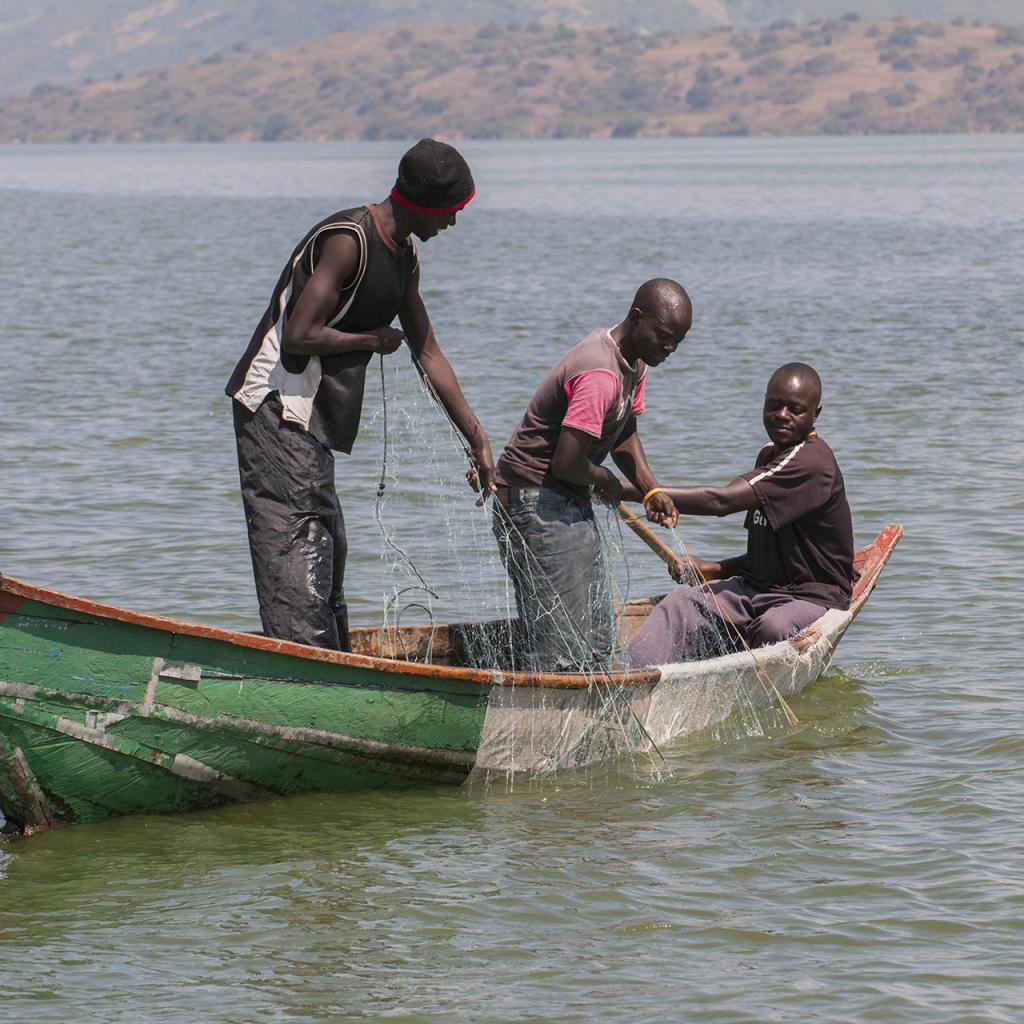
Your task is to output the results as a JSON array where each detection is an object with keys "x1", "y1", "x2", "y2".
[{"x1": 625, "y1": 576, "x2": 825, "y2": 667}]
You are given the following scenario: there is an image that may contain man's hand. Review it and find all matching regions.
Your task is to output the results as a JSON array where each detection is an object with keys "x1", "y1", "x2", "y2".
[
  {"x1": 466, "y1": 443, "x2": 498, "y2": 506},
  {"x1": 670, "y1": 560, "x2": 698, "y2": 585},
  {"x1": 594, "y1": 471, "x2": 624, "y2": 504},
  {"x1": 367, "y1": 326, "x2": 405, "y2": 354},
  {"x1": 671, "y1": 555, "x2": 721, "y2": 584},
  {"x1": 473, "y1": 450, "x2": 497, "y2": 506},
  {"x1": 645, "y1": 491, "x2": 678, "y2": 528}
]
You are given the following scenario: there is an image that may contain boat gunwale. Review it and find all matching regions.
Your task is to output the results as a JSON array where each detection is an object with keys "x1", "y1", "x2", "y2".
[
  {"x1": 0, "y1": 524, "x2": 901, "y2": 691},
  {"x1": 0, "y1": 572, "x2": 659, "y2": 690}
]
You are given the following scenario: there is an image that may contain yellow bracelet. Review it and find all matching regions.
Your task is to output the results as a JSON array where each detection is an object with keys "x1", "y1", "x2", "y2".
[{"x1": 642, "y1": 486, "x2": 665, "y2": 507}]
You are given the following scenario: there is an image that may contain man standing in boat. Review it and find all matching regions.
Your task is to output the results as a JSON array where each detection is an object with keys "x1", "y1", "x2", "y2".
[
  {"x1": 624, "y1": 363, "x2": 854, "y2": 665},
  {"x1": 493, "y1": 279, "x2": 691, "y2": 672},
  {"x1": 226, "y1": 139, "x2": 495, "y2": 652}
]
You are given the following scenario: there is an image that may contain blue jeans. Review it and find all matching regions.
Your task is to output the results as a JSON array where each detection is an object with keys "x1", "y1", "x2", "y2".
[{"x1": 493, "y1": 486, "x2": 614, "y2": 672}]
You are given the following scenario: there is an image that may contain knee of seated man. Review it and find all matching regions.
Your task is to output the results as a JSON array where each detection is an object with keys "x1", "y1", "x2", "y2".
[
  {"x1": 747, "y1": 601, "x2": 821, "y2": 647},
  {"x1": 661, "y1": 583, "x2": 710, "y2": 616}
]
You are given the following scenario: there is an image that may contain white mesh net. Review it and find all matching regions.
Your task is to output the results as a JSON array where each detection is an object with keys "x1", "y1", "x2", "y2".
[{"x1": 366, "y1": 354, "x2": 800, "y2": 782}]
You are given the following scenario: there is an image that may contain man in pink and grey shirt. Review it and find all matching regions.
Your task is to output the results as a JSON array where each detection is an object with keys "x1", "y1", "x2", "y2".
[{"x1": 493, "y1": 278, "x2": 692, "y2": 671}]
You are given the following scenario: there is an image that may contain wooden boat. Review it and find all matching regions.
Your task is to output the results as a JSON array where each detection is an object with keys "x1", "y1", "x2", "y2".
[{"x1": 0, "y1": 524, "x2": 901, "y2": 834}]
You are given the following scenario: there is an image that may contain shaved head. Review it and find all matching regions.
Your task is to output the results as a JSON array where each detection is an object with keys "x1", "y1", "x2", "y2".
[
  {"x1": 619, "y1": 277, "x2": 692, "y2": 368},
  {"x1": 768, "y1": 362, "x2": 822, "y2": 407},
  {"x1": 632, "y1": 278, "x2": 692, "y2": 325}
]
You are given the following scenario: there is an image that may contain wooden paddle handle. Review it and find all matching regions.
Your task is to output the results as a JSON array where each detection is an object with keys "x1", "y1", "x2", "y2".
[{"x1": 615, "y1": 502, "x2": 684, "y2": 574}]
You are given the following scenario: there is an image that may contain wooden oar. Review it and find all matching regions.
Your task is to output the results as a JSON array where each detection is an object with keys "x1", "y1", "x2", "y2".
[{"x1": 615, "y1": 502, "x2": 688, "y2": 581}]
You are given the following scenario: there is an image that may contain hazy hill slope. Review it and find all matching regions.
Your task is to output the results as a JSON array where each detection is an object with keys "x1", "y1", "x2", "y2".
[
  {"x1": 2, "y1": 0, "x2": 1023, "y2": 99},
  {"x1": 3, "y1": 18, "x2": 1022, "y2": 142},
  {"x1": 724, "y1": 1, "x2": 1024, "y2": 25}
]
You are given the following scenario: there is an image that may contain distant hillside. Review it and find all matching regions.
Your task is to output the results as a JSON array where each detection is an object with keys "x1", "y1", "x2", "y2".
[
  {"x1": 2, "y1": 18, "x2": 1023, "y2": 142},
  {"x1": 2, "y1": 0, "x2": 1023, "y2": 99}
]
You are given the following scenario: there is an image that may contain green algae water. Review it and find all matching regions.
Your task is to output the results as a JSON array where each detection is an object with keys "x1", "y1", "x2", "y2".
[{"x1": 1, "y1": 136, "x2": 1022, "y2": 1023}]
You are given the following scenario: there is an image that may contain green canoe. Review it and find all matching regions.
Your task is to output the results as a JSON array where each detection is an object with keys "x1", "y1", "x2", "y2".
[{"x1": 0, "y1": 525, "x2": 900, "y2": 834}]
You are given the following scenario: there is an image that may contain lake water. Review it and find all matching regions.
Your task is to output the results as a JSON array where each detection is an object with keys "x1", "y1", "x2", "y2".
[{"x1": 1, "y1": 136, "x2": 1022, "y2": 1023}]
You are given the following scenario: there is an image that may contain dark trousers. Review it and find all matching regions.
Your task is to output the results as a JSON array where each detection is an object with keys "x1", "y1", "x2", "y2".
[
  {"x1": 493, "y1": 486, "x2": 614, "y2": 672},
  {"x1": 233, "y1": 395, "x2": 350, "y2": 651},
  {"x1": 626, "y1": 576, "x2": 825, "y2": 667}
]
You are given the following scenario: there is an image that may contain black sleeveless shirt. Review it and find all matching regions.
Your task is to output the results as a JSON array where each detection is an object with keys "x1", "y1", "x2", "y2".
[{"x1": 226, "y1": 204, "x2": 418, "y2": 453}]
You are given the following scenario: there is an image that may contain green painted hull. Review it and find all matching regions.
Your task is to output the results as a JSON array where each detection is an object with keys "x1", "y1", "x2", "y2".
[
  {"x1": 0, "y1": 582, "x2": 491, "y2": 832},
  {"x1": 0, "y1": 525, "x2": 902, "y2": 835}
]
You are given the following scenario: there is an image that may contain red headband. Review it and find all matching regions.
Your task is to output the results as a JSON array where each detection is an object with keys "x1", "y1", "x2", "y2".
[{"x1": 390, "y1": 185, "x2": 476, "y2": 216}]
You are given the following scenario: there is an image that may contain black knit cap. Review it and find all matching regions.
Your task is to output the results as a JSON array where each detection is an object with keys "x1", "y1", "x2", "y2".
[{"x1": 391, "y1": 138, "x2": 476, "y2": 215}]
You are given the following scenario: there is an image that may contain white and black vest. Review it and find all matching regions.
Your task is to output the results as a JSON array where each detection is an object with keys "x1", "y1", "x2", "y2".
[{"x1": 226, "y1": 204, "x2": 418, "y2": 453}]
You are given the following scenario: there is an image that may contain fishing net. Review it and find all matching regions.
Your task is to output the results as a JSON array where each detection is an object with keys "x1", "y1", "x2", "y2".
[
  {"x1": 366, "y1": 354, "x2": 637, "y2": 676},
  {"x1": 363, "y1": 354, "x2": 797, "y2": 782}
]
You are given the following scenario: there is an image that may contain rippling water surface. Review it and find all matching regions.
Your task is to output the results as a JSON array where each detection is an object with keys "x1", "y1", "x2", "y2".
[{"x1": 1, "y1": 136, "x2": 1022, "y2": 1023}]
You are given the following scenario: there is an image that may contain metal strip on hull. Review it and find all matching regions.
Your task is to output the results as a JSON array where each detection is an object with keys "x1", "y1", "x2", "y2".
[
  {"x1": 0, "y1": 680, "x2": 476, "y2": 773},
  {"x1": 0, "y1": 679, "x2": 475, "y2": 827},
  {"x1": 0, "y1": 695, "x2": 274, "y2": 801}
]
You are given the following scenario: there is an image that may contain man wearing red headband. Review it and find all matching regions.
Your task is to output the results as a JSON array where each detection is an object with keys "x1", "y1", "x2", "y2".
[{"x1": 226, "y1": 139, "x2": 493, "y2": 652}]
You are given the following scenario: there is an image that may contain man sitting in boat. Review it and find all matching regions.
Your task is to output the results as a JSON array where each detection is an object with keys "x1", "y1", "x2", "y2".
[
  {"x1": 492, "y1": 279, "x2": 691, "y2": 671},
  {"x1": 624, "y1": 362, "x2": 854, "y2": 666}
]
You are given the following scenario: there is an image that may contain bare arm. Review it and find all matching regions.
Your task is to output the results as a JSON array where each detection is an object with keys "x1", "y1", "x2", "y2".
[
  {"x1": 611, "y1": 420, "x2": 655, "y2": 491},
  {"x1": 680, "y1": 552, "x2": 749, "y2": 581},
  {"x1": 399, "y1": 266, "x2": 496, "y2": 496},
  {"x1": 282, "y1": 233, "x2": 404, "y2": 357},
  {"x1": 611, "y1": 422, "x2": 676, "y2": 525},
  {"x1": 622, "y1": 475, "x2": 759, "y2": 517},
  {"x1": 551, "y1": 426, "x2": 622, "y2": 500}
]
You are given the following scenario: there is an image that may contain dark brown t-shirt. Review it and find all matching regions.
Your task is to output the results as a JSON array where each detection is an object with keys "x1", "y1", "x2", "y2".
[{"x1": 739, "y1": 433, "x2": 854, "y2": 610}]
